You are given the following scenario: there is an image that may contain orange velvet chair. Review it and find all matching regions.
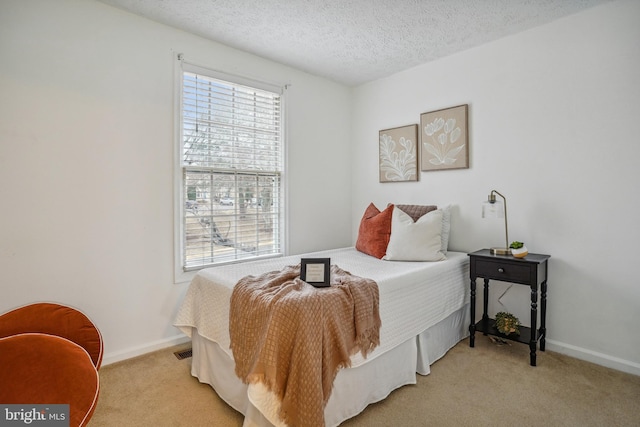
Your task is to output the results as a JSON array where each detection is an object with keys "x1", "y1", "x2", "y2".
[
  {"x1": 0, "y1": 302, "x2": 103, "y2": 368},
  {"x1": 0, "y1": 303, "x2": 103, "y2": 427}
]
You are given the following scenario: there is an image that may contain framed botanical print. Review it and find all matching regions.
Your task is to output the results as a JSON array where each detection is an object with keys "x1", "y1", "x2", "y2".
[
  {"x1": 379, "y1": 124, "x2": 418, "y2": 182},
  {"x1": 420, "y1": 104, "x2": 469, "y2": 171}
]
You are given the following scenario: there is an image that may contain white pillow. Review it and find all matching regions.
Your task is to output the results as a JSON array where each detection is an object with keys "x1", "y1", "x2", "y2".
[
  {"x1": 384, "y1": 207, "x2": 446, "y2": 261},
  {"x1": 440, "y1": 204, "x2": 451, "y2": 254}
]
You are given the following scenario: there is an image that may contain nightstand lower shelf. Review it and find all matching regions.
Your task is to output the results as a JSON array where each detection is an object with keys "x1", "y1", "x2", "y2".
[{"x1": 474, "y1": 319, "x2": 542, "y2": 345}]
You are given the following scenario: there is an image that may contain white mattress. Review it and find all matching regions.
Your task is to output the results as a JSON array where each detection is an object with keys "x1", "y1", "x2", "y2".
[{"x1": 175, "y1": 247, "x2": 469, "y2": 367}]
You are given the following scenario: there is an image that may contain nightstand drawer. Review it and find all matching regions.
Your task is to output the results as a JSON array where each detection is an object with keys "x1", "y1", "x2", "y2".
[{"x1": 474, "y1": 259, "x2": 531, "y2": 283}]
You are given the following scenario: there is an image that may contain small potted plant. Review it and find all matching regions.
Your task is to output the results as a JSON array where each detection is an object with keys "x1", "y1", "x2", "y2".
[
  {"x1": 509, "y1": 241, "x2": 528, "y2": 258},
  {"x1": 495, "y1": 311, "x2": 521, "y2": 336}
]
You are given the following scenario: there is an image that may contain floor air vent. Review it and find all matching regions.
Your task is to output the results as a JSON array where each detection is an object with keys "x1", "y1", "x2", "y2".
[{"x1": 174, "y1": 348, "x2": 192, "y2": 360}]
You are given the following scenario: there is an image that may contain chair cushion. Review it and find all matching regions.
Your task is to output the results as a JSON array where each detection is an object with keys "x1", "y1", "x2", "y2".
[
  {"x1": 0, "y1": 302, "x2": 103, "y2": 368},
  {"x1": 0, "y1": 333, "x2": 100, "y2": 427}
]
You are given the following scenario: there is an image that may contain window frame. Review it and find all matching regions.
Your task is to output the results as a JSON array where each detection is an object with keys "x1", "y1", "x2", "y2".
[{"x1": 173, "y1": 57, "x2": 287, "y2": 283}]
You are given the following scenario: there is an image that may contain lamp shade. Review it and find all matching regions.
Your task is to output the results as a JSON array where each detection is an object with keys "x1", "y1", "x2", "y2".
[
  {"x1": 482, "y1": 199, "x2": 504, "y2": 219},
  {"x1": 482, "y1": 190, "x2": 510, "y2": 255}
]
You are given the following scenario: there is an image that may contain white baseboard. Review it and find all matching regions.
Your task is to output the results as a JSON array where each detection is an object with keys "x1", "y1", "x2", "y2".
[
  {"x1": 546, "y1": 339, "x2": 640, "y2": 376},
  {"x1": 101, "y1": 334, "x2": 191, "y2": 366}
]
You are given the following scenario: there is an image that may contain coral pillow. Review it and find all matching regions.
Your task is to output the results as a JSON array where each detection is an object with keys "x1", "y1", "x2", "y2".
[{"x1": 355, "y1": 203, "x2": 394, "y2": 259}]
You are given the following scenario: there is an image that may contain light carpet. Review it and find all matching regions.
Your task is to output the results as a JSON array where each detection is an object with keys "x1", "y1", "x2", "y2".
[{"x1": 90, "y1": 336, "x2": 640, "y2": 426}]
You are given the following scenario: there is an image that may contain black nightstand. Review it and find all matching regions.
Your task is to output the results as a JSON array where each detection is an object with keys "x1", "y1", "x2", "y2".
[{"x1": 468, "y1": 249, "x2": 550, "y2": 366}]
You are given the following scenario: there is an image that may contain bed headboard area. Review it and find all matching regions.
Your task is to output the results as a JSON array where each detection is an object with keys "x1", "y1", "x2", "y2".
[{"x1": 355, "y1": 203, "x2": 451, "y2": 262}]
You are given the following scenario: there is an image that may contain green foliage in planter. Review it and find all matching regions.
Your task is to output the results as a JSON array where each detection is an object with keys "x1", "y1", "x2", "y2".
[
  {"x1": 495, "y1": 311, "x2": 521, "y2": 336},
  {"x1": 509, "y1": 241, "x2": 524, "y2": 249}
]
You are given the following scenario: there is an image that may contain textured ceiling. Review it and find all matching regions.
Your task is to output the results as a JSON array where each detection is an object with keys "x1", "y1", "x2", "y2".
[{"x1": 97, "y1": 0, "x2": 611, "y2": 86}]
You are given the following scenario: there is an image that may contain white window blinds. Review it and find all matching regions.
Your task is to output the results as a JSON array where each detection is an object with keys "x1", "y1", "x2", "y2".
[{"x1": 180, "y1": 66, "x2": 284, "y2": 270}]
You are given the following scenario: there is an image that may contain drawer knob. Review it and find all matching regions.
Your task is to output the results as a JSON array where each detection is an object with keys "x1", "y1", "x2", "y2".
[{"x1": 498, "y1": 268, "x2": 505, "y2": 273}]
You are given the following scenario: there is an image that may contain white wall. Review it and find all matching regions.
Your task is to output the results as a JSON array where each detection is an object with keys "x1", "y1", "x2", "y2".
[
  {"x1": 2, "y1": 0, "x2": 638, "y2": 376},
  {"x1": 351, "y1": 0, "x2": 640, "y2": 374},
  {"x1": 0, "y1": 0, "x2": 352, "y2": 364}
]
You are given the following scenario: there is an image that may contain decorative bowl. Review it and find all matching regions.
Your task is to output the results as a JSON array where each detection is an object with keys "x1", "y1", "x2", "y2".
[{"x1": 511, "y1": 246, "x2": 528, "y2": 258}]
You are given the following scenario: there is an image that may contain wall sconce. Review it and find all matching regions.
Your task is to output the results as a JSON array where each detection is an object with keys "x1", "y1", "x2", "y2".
[{"x1": 482, "y1": 190, "x2": 510, "y2": 255}]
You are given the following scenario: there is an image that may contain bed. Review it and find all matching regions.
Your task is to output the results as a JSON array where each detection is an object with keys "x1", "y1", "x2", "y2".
[{"x1": 174, "y1": 245, "x2": 470, "y2": 427}]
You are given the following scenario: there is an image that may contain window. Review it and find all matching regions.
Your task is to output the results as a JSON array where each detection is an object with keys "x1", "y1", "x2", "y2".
[{"x1": 177, "y1": 62, "x2": 284, "y2": 272}]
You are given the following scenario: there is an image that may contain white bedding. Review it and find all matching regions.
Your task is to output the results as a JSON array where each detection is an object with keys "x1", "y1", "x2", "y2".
[{"x1": 174, "y1": 247, "x2": 470, "y2": 426}]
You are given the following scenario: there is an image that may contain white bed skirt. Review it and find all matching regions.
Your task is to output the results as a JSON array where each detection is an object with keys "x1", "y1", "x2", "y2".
[{"x1": 189, "y1": 303, "x2": 469, "y2": 427}]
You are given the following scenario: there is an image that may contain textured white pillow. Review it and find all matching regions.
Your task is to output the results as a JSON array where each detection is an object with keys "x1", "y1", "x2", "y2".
[
  {"x1": 440, "y1": 204, "x2": 451, "y2": 254},
  {"x1": 384, "y1": 207, "x2": 446, "y2": 261}
]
